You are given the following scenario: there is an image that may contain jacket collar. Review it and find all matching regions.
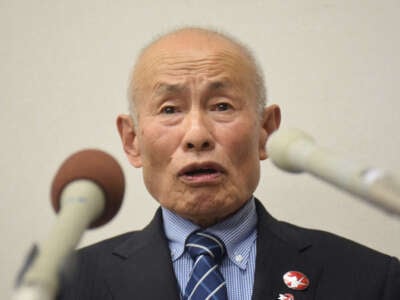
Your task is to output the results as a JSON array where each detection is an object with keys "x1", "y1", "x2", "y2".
[
  {"x1": 105, "y1": 209, "x2": 181, "y2": 299},
  {"x1": 252, "y1": 199, "x2": 322, "y2": 300},
  {"x1": 105, "y1": 200, "x2": 322, "y2": 300}
]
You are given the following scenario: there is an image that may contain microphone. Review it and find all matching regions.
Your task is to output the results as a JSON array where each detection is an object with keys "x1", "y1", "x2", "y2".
[
  {"x1": 51, "y1": 148, "x2": 125, "y2": 228},
  {"x1": 14, "y1": 149, "x2": 125, "y2": 300},
  {"x1": 267, "y1": 128, "x2": 400, "y2": 217}
]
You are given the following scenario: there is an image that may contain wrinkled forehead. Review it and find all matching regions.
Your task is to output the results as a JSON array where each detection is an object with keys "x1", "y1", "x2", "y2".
[
  {"x1": 144, "y1": 53, "x2": 250, "y2": 85},
  {"x1": 132, "y1": 33, "x2": 256, "y2": 96}
]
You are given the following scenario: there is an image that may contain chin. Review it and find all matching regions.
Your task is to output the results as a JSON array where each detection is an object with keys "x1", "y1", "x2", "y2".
[{"x1": 185, "y1": 200, "x2": 238, "y2": 226}]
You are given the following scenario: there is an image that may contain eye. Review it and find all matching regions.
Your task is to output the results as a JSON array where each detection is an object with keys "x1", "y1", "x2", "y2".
[
  {"x1": 213, "y1": 102, "x2": 232, "y2": 111},
  {"x1": 161, "y1": 105, "x2": 178, "y2": 114}
]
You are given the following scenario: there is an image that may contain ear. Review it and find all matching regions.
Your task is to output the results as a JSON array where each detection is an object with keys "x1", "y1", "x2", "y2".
[
  {"x1": 259, "y1": 104, "x2": 281, "y2": 160},
  {"x1": 116, "y1": 114, "x2": 143, "y2": 168}
]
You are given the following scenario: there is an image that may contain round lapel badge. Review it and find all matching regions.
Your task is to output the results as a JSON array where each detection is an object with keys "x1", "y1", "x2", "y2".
[
  {"x1": 283, "y1": 271, "x2": 309, "y2": 290},
  {"x1": 277, "y1": 293, "x2": 294, "y2": 300}
]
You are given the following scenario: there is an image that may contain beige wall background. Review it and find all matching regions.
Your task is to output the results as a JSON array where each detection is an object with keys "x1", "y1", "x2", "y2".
[{"x1": 1, "y1": 0, "x2": 399, "y2": 298}]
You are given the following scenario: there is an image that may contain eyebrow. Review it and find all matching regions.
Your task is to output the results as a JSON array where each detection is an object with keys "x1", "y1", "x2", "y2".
[
  {"x1": 207, "y1": 79, "x2": 232, "y2": 92},
  {"x1": 154, "y1": 83, "x2": 186, "y2": 96}
]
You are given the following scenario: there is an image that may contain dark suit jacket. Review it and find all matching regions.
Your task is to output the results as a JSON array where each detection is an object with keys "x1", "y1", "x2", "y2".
[{"x1": 58, "y1": 200, "x2": 400, "y2": 299}]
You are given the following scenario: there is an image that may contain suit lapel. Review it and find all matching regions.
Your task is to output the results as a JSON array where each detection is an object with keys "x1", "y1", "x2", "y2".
[
  {"x1": 104, "y1": 209, "x2": 181, "y2": 299},
  {"x1": 252, "y1": 200, "x2": 323, "y2": 300},
  {"x1": 100, "y1": 201, "x2": 323, "y2": 299}
]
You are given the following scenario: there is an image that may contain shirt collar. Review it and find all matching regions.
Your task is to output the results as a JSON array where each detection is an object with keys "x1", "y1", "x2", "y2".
[{"x1": 162, "y1": 197, "x2": 258, "y2": 270}]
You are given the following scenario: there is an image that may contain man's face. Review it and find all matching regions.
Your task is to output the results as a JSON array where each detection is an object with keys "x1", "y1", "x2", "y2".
[{"x1": 119, "y1": 32, "x2": 279, "y2": 226}]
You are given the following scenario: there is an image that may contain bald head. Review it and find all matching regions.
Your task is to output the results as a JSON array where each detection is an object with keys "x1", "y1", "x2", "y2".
[
  {"x1": 118, "y1": 27, "x2": 281, "y2": 226},
  {"x1": 127, "y1": 27, "x2": 266, "y2": 123}
]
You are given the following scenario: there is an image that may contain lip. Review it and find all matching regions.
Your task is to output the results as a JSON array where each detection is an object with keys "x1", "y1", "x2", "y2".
[{"x1": 178, "y1": 161, "x2": 226, "y2": 185}]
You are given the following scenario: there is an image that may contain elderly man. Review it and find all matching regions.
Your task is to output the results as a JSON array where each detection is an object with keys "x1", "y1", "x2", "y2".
[{"x1": 58, "y1": 28, "x2": 400, "y2": 300}]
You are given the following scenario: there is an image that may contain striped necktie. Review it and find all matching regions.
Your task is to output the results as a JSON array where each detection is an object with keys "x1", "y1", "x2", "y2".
[{"x1": 183, "y1": 231, "x2": 228, "y2": 300}]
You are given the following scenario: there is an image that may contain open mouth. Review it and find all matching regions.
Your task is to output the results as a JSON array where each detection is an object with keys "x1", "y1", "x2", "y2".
[
  {"x1": 184, "y1": 168, "x2": 219, "y2": 177},
  {"x1": 178, "y1": 163, "x2": 224, "y2": 183}
]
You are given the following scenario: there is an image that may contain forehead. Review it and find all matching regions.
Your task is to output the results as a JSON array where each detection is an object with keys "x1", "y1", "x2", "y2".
[{"x1": 133, "y1": 33, "x2": 254, "y2": 93}]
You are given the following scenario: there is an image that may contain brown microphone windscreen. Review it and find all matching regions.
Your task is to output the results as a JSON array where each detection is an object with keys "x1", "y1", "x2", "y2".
[{"x1": 51, "y1": 149, "x2": 125, "y2": 228}]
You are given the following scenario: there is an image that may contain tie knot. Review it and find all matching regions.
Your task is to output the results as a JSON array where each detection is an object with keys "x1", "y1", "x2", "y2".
[{"x1": 185, "y1": 231, "x2": 226, "y2": 263}]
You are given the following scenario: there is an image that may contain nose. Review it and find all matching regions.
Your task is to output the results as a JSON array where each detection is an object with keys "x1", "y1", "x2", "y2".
[{"x1": 182, "y1": 110, "x2": 214, "y2": 152}]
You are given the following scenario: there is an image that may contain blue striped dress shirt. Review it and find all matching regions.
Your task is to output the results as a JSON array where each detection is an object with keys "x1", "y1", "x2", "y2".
[{"x1": 161, "y1": 198, "x2": 258, "y2": 300}]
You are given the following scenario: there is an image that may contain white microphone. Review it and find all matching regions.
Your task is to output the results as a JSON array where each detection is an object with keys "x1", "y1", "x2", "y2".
[
  {"x1": 267, "y1": 128, "x2": 400, "y2": 217},
  {"x1": 13, "y1": 149, "x2": 125, "y2": 300}
]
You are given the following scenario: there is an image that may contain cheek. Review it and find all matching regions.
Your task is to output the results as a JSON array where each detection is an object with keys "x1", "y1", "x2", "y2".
[
  {"x1": 222, "y1": 121, "x2": 260, "y2": 163},
  {"x1": 139, "y1": 125, "x2": 181, "y2": 169},
  {"x1": 139, "y1": 124, "x2": 186, "y2": 199},
  {"x1": 220, "y1": 121, "x2": 261, "y2": 189}
]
